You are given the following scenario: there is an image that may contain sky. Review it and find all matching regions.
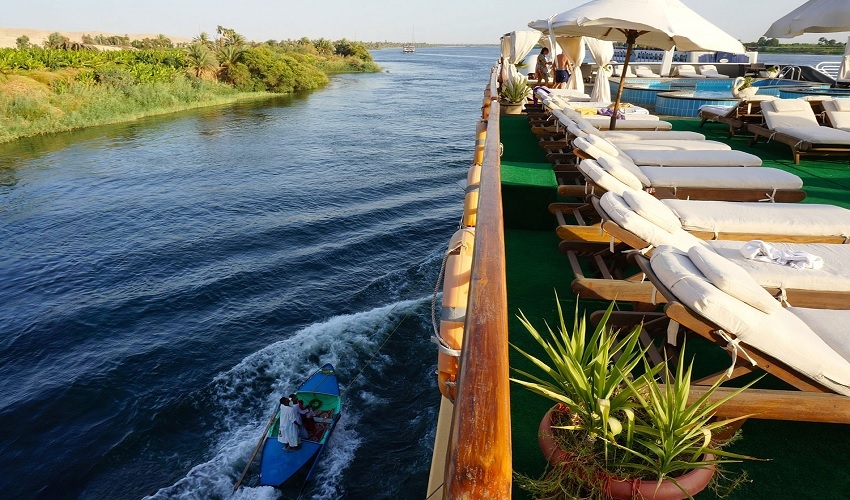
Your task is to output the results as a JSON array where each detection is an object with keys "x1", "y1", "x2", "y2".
[{"x1": 2, "y1": 0, "x2": 848, "y2": 45}]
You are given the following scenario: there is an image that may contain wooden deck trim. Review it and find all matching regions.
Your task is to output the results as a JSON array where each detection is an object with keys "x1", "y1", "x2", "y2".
[{"x1": 443, "y1": 95, "x2": 512, "y2": 498}]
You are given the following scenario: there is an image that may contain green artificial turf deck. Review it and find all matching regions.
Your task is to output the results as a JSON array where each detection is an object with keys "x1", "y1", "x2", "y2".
[{"x1": 500, "y1": 113, "x2": 850, "y2": 499}]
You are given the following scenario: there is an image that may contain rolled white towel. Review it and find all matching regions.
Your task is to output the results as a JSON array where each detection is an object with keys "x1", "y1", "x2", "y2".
[{"x1": 739, "y1": 240, "x2": 824, "y2": 270}]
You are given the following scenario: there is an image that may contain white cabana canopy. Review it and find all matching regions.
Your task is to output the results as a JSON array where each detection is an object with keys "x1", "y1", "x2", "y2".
[
  {"x1": 585, "y1": 37, "x2": 614, "y2": 103},
  {"x1": 530, "y1": 0, "x2": 745, "y2": 129},
  {"x1": 499, "y1": 30, "x2": 541, "y2": 82},
  {"x1": 764, "y1": 0, "x2": 850, "y2": 38}
]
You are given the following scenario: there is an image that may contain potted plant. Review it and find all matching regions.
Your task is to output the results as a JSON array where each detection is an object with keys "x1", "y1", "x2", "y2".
[
  {"x1": 511, "y1": 298, "x2": 758, "y2": 500},
  {"x1": 732, "y1": 76, "x2": 759, "y2": 98},
  {"x1": 500, "y1": 75, "x2": 531, "y2": 115}
]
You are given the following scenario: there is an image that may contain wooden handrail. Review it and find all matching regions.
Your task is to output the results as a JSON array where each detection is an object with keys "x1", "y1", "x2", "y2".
[{"x1": 443, "y1": 78, "x2": 512, "y2": 498}]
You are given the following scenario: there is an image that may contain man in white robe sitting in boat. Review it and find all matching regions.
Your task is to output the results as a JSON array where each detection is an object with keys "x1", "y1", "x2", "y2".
[{"x1": 277, "y1": 396, "x2": 301, "y2": 451}]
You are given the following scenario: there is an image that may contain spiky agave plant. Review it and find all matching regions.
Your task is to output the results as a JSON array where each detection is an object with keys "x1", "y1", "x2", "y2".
[
  {"x1": 510, "y1": 297, "x2": 661, "y2": 456},
  {"x1": 614, "y1": 345, "x2": 761, "y2": 488},
  {"x1": 500, "y1": 75, "x2": 531, "y2": 103}
]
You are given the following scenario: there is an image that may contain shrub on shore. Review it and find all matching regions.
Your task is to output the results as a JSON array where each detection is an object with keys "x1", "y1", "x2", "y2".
[{"x1": 0, "y1": 26, "x2": 381, "y2": 142}]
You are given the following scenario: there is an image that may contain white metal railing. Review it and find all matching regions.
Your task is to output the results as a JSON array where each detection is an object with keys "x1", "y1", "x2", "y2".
[{"x1": 816, "y1": 61, "x2": 840, "y2": 79}]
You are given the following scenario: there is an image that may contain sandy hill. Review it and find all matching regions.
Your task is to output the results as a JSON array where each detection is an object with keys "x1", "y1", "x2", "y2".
[{"x1": 0, "y1": 27, "x2": 191, "y2": 48}]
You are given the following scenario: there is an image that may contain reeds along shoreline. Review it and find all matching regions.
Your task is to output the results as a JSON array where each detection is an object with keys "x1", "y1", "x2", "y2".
[{"x1": 0, "y1": 45, "x2": 380, "y2": 143}]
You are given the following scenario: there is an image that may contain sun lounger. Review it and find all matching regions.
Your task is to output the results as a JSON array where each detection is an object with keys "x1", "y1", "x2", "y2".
[
  {"x1": 574, "y1": 156, "x2": 805, "y2": 202},
  {"x1": 634, "y1": 65, "x2": 660, "y2": 78},
  {"x1": 748, "y1": 98, "x2": 850, "y2": 164},
  {"x1": 821, "y1": 98, "x2": 850, "y2": 132},
  {"x1": 698, "y1": 96, "x2": 777, "y2": 138},
  {"x1": 698, "y1": 65, "x2": 729, "y2": 78},
  {"x1": 612, "y1": 64, "x2": 636, "y2": 78},
  {"x1": 555, "y1": 190, "x2": 850, "y2": 309},
  {"x1": 573, "y1": 135, "x2": 763, "y2": 167},
  {"x1": 675, "y1": 65, "x2": 704, "y2": 78},
  {"x1": 628, "y1": 246, "x2": 850, "y2": 423},
  {"x1": 552, "y1": 108, "x2": 673, "y2": 131}
]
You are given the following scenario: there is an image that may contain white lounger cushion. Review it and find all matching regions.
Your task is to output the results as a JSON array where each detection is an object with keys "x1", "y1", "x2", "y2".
[
  {"x1": 623, "y1": 189, "x2": 682, "y2": 233},
  {"x1": 616, "y1": 140, "x2": 731, "y2": 152},
  {"x1": 662, "y1": 199, "x2": 850, "y2": 237},
  {"x1": 687, "y1": 245, "x2": 781, "y2": 313},
  {"x1": 582, "y1": 116, "x2": 673, "y2": 130},
  {"x1": 708, "y1": 240, "x2": 850, "y2": 292},
  {"x1": 579, "y1": 160, "x2": 636, "y2": 195},
  {"x1": 599, "y1": 193, "x2": 706, "y2": 251},
  {"x1": 592, "y1": 158, "x2": 644, "y2": 191},
  {"x1": 761, "y1": 99, "x2": 850, "y2": 143},
  {"x1": 598, "y1": 156, "x2": 651, "y2": 187},
  {"x1": 791, "y1": 308, "x2": 850, "y2": 361},
  {"x1": 822, "y1": 99, "x2": 850, "y2": 131},
  {"x1": 650, "y1": 249, "x2": 850, "y2": 396},
  {"x1": 639, "y1": 166, "x2": 803, "y2": 189},
  {"x1": 625, "y1": 149, "x2": 762, "y2": 167},
  {"x1": 600, "y1": 130, "x2": 706, "y2": 141}
]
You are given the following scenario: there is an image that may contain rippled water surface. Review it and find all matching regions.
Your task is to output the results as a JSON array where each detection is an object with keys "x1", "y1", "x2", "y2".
[{"x1": 0, "y1": 46, "x2": 499, "y2": 499}]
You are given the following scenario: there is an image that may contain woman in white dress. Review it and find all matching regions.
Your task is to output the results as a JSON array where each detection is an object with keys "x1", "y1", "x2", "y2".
[{"x1": 277, "y1": 396, "x2": 301, "y2": 450}]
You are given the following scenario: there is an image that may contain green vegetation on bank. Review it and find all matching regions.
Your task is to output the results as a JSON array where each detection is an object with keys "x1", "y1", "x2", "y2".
[
  {"x1": 0, "y1": 26, "x2": 381, "y2": 143},
  {"x1": 744, "y1": 37, "x2": 847, "y2": 55}
]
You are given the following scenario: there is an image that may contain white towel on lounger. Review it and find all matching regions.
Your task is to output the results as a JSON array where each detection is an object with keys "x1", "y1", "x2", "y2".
[{"x1": 740, "y1": 240, "x2": 824, "y2": 270}]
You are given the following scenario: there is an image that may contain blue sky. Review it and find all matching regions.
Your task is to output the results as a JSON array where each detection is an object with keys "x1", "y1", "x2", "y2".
[{"x1": 3, "y1": 0, "x2": 848, "y2": 45}]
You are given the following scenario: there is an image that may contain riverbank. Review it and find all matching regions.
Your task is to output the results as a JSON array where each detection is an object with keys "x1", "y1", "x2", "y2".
[{"x1": 0, "y1": 73, "x2": 278, "y2": 143}]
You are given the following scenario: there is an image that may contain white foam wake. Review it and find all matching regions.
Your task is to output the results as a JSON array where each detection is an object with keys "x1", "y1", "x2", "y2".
[{"x1": 143, "y1": 298, "x2": 427, "y2": 500}]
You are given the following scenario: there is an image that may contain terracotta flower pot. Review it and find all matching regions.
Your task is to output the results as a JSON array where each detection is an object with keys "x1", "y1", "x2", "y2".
[{"x1": 538, "y1": 405, "x2": 716, "y2": 500}]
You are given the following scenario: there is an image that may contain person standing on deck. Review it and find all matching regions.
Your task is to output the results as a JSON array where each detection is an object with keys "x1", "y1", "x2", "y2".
[
  {"x1": 290, "y1": 394, "x2": 308, "y2": 439},
  {"x1": 554, "y1": 53, "x2": 572, "y2": 89},
  {"x1": 536, "y1": 47, "x2": 551, "y2": 87},
  {"x1": 277, "y1": 396, "x2": 301, "y2": 450}
]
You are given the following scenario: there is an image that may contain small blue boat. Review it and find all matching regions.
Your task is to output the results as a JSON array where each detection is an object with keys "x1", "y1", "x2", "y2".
[{"x1": 258, "y1": 364, "x2": 342, "y2": 488}]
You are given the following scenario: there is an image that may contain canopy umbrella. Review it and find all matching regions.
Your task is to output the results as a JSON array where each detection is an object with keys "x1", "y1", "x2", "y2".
[
  {"x1": 530, "y1": 0, "x2": 745, "y2": 129},
  {"x1": 764, "y1": 0, "x2": 850, "y2": 38}
]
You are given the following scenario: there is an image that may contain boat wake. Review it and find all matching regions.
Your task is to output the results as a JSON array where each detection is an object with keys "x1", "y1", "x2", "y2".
[{"x1": 143, "y1": 298, "x2": 430, "y2": 500}]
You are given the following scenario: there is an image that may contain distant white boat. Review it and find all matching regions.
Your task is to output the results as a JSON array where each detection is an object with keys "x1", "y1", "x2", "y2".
[{"x1": 403, "y1": 26, "x2": 415, "y2": 53}]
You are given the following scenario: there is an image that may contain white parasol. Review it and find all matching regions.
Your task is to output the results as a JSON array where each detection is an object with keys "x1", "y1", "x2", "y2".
[
  {"x1": 530, "y1": 0, "x2": 745, "y2": 129},
  {"x1": 764, "y1": 0, "x2": 850, "y2": 38}
]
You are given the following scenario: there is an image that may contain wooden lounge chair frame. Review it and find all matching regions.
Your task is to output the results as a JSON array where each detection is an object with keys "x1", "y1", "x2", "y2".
[
  {"x1": 601, "y1": 253, "x2": 850, "y2": 424},
  {"x1": 748, "y1": 123, "x2": 850, "y2": 165},
  {"x1": 699, "y1": 99, "x2": 768, "y2": 138}
]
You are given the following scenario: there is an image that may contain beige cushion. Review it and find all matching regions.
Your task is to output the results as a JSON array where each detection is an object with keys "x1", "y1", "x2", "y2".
[
  {"x1": 826, "y1": 110, "x2": 850, "y2": 131},
  {"x1": 708, "y1": 240, "x2": 850, "y2": 292},
  {"x1": 832, "y1": 99, "x2": 850, "y2": 112},
  {"x1": 597, "y1": 156, "x2": 651, "y2": 187},
  {"x1": 595, "y1": 156, "x2": 644, "y2": 190},
  {"x1": 663, "y1": 199, "x2": 850, "y2": 237},
  {"x1": 601, "y1": 131, "x2": 706, "y2": 141},
  {"x1": 623, "y1": 189, "x2": 682, "y2": 233},
  {"x1": 567, "y1": 123, "x2": 589, "y2": 138},
  {"x1": 585, "y1": 135, "x2": 621, "y2": 157},
  {"x1": 625, "y1": 149, "x2": 762, "y2": 167},
  {"x1": 771, "y1": 126, "x2": 850, "y2": 145},
  {"x1": 615, "y1": 140, "x2": 731, "y2": 152},
  {"x1": 770, "y1": 99, "x2": 811, "y2": 113},
  {"x1": 762, "y1": 99, "x2": 819, "y2": 129},
  {"x1": 687, "y1": 245, "x2": 781, "y2": 314},
  {"x1": 599, "y1": 193, "x2": 707, "y2": 252},
  {"x1": 639, "y1": 166, "x2": 802, "y2": 189},
  {"x1": 650, "y1": 249, "x2": 850, "y2": 396},
  {"x1": 578, "y1": 160, "x2": 632, "y2": 196}
]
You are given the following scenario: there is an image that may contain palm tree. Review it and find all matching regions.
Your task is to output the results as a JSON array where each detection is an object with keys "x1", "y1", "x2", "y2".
[
  {"x1": 193, "y1": 32, "x2": 212, "y2": 48},
  {"x1": 185, "y1": 43, "x2": 218, "y2": 78}
]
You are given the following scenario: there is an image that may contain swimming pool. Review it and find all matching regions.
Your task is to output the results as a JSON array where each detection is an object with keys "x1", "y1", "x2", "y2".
[{"x1": 655, "y1": 90, "x2": 738, "y2": 117}]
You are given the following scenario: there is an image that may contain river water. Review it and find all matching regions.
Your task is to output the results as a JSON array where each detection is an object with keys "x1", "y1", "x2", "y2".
[
  {"x1": 0, "y1": 46, "x2": 498, "y2": 499},
  {"x1": 2, "y1": 47, "x2": 839, "y2": 499}
]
